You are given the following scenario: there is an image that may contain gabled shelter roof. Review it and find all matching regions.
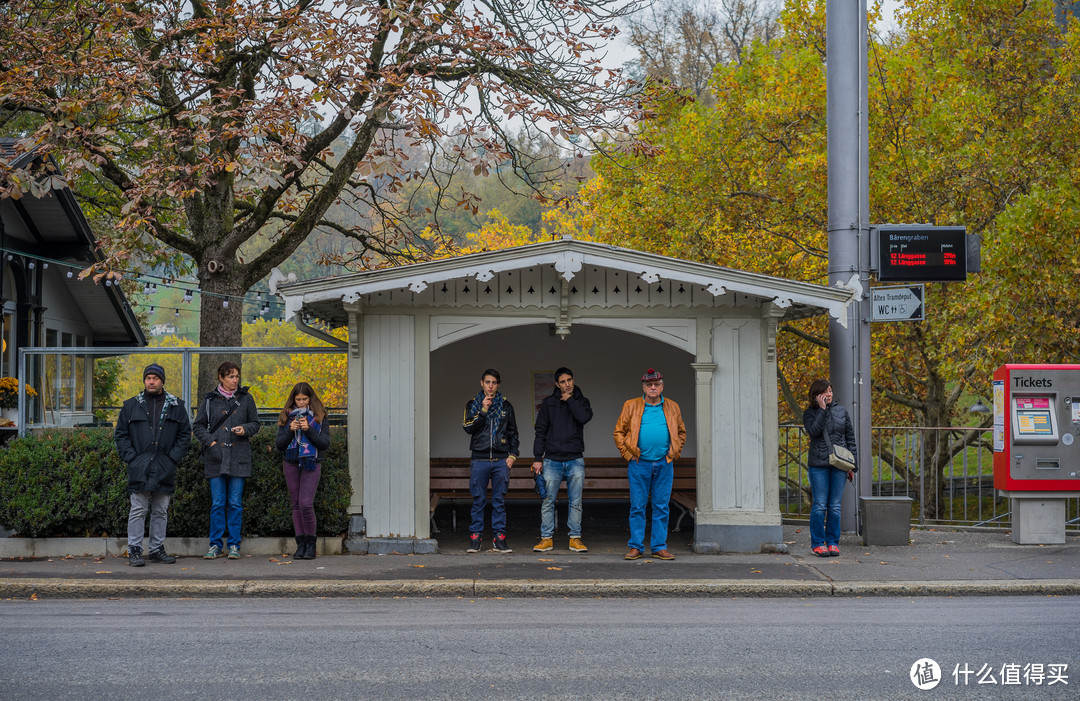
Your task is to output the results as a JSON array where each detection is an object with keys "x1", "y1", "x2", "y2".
[
  {"x1": 0, "y1": 138, "x2": 145, "y2": 346},
  {"x1": 273, "y1": 238, "x2": 855, "y2": 328}
]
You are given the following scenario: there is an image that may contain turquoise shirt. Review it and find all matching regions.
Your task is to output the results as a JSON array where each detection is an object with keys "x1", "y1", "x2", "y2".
[{"x1": 637, "y1": 397, "x2": 670, "y2": 461}]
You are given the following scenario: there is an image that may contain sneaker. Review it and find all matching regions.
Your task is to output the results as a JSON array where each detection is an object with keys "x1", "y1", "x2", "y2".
[
  {"x1": 204, "y1": 544, "x2": 222, "y2": 559},
  {"x1": 492, "y1": 533, "x2": 512, "y2": 553},
  {"x1": 147, "y1": 547, "x2": 176, "y2": 564},
  {"x1": 828, "y1": 545, "x2": 840, "y2": 557},
  {"x1": 227, "y1": 545, "x2": 241, "y2": 560},
  {"x1": 568, "y1": 537, "x2": 588, "y2": 552},
  {"x1": 811, "y1": 546, "x2": 830, "y2": 557},
  {"x1": 533, "y1": 537, "x2": 554, "y2": 552},
  {"x1": 127, "y1": 545, "x2": 145, "y2": 567},
  {"x1": 466, "y1": 533, "x2": 482, "y2": 553}
]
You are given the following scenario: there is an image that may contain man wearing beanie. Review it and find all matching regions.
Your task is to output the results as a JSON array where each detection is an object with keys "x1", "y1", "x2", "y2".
[
  {"x1": 613, "y1": 368, "x2": 686, "y2": 561},
  {"x1": 114, "y1": 363, "x2": 191, "y2": 566}
]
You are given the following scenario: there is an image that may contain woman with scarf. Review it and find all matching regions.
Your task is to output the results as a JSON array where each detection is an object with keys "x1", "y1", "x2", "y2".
[
  {"x1": 193, "y1": 361, "x2": 261, "y2": 560},
  {"x1": 275, "y1": 382, "x2": 331, "y2": 559}
]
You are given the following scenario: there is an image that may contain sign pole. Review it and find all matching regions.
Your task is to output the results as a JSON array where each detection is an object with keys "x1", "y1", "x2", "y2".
[{"x1": 827, "y1": 0, "x2": 873, "y2": 532}]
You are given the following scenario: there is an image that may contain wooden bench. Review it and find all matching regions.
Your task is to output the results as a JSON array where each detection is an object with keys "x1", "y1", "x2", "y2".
[{"x1": 429, "y1": 457, "x2": 696, "y2": 533}]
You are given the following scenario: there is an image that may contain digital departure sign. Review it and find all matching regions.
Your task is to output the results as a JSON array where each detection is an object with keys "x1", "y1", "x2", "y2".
[{"x1": 875, "y1": 226, "x2": 968, "y2": 282}]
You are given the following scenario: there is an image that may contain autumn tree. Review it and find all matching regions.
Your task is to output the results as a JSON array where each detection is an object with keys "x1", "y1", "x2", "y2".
[
  {"x1": 625, "y1": 0, "x2": 781, "y2": 103},
  {"x1": 0, "y1": 0, "x2": 644, "y2": 388}
]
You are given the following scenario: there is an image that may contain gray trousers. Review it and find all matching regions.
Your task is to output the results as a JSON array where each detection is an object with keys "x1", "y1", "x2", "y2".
[{"x1": 128, "y1": 491, "x2": 170, "y2": 550}]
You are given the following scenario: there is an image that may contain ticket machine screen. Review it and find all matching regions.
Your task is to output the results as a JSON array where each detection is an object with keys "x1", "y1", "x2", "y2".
[
  {"x1": 1011, "y1": 395, "x2": 1058, "y2": 445},
  {"x1": 1015, "y1": 397, "x2": 1053, "y2": 435}
]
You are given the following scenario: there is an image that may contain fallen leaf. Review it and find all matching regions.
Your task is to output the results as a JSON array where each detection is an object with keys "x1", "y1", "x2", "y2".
[
  {"x1": 95, "y1": 570, "x2": 112, "y2": 574},
  {"x1": 538, "y1": 558, "x2": 554, "y2": 562},
  {"x1": 30, "y1": 593, "x2": 37, "y2": 600},
  {"x1": 547, "y1": 567, "x2": 562, "y2": 571},
  {"x1": 412, "y1": 564, "x2": 425, "y2": 568}
]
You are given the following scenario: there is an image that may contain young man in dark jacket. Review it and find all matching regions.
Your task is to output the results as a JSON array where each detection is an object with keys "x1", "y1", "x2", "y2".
[
  {"x1": 114, "y1": 364, "x2": 192, "y2": 566},
  {"x1": 461, "y1": 368, "x2": 520, "y2": 553},
  {"x1": 530, "y1": 367, "x2": 593, "y2": 552}
]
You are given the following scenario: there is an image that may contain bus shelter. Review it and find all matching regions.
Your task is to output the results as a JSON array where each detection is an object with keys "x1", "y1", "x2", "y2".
[{"x1": 273, "y1": 238, "x2": 854, "y2": 553}]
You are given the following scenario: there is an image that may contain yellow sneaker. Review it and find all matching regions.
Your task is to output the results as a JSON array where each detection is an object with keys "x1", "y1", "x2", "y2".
[
  {"x1": 569, "y1": 537, "x2": 588, "y2": 552},
  {"x1": 533, "y1": 537, "x2": 554, "y2": 552}
]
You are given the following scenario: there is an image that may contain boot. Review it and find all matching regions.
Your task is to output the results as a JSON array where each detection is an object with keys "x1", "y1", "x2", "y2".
[
  {"x1": 127, "y1": 545, "x2": 145, "y2": 567},
  {"x1": 302, "y1": 535, "x2": 317, "y2": 560},
  {"x1": 292, "y1": 536, "x2": 304, "y2": 559}
]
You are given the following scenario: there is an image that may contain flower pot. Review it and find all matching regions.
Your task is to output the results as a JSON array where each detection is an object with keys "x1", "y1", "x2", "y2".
[{"x1": 1, "y1": 407, "x2": 18, "y2": 425}]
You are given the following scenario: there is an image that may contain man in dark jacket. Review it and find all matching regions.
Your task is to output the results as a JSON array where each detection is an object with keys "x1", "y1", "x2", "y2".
[
  {"x1": 114, "y1": 363, "x2": 192, "y2": 567},
  {"x1": 462, "y1": 368, "x2": 520, "y2": 553},
  {"x1": 530, "y1": 367, "x2": 593, "y2": 553}
]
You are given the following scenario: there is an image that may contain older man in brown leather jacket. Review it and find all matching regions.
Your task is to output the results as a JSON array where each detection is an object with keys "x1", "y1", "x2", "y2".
[{"x1": 613, "y1": 368, "x2": 686, "y2": 561}]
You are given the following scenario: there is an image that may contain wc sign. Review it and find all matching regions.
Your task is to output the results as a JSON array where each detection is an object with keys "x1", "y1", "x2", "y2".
[{"x1": 871, "y1": 284, "x2": 925, "y2": 322}]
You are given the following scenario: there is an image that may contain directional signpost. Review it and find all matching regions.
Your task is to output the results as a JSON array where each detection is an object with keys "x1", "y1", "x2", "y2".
[{"x1": 871, "y1": 284, "x2": 924, "y2": 322}]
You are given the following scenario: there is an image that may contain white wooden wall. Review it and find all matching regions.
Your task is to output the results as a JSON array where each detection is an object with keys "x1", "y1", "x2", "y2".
[
  {"x1": 710, "y1": 318, "x2": 766, "y2": 512},
  {"x1": 362, "y1": 314, "x2": 417, "y2": 538}
]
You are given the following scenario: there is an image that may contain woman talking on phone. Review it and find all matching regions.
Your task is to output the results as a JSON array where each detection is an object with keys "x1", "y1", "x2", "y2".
[
  {"x1": 275, "y1": 382, "x2": 331, "y2": 559},
  {"x1": 802, "y1": 379, "x2": 857, "y2": 558},
  {"x1": 194, "y1": 361, "x2": 261, "y2": 560}
]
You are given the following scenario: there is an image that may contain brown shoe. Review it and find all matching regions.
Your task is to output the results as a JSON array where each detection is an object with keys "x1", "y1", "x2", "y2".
[
  {"x1": 651, "y1": 549, "x2": 676, "y2": 560},
  {"x1": 624, "y1": 548, "x2": 642, "y2": 560}
]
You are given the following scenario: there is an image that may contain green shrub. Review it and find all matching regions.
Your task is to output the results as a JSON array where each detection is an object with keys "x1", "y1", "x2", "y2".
[{"x1": 0, "y1": 427, "x2": 351, "y2": 538}]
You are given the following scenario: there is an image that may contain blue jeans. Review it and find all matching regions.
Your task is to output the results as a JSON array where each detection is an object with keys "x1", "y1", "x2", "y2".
[
  {"x1": 808, "y1": 466, "x2": 847, "y2": 547},
  {"x1": 208, "y1": 475, "x2": 245, "y2": 548},
  {"x1": 540, "y1": 458, "x2": 585, "y2": 538},
  {"x1": 469, "y1": 459, "x2": 509, "y2": 535},
  {"x1": 627, "y1": 458, "x2": 673, "y2": 552}
]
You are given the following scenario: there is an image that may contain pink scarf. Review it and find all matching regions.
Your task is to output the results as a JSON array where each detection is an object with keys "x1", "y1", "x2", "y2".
[{"x1": 217, "y1": 385, "x2": 236, "y2": 399}]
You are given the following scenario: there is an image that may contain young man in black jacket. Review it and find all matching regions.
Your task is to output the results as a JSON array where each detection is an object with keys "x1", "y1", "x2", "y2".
[
  {"x1": 462, "y1": 368, "x2": 520, "y2": 553},
  {"x1": 530, "y1": 367, "x2": 593, "y2": 552}
]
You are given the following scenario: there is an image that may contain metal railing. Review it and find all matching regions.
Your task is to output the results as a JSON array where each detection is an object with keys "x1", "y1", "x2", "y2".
[
  {"x1": 14, "y1": 345, "x2": 348, "y2": 436},
  {"x1": 779, "y1": 423, "x2": 1080, "y2": 531}
]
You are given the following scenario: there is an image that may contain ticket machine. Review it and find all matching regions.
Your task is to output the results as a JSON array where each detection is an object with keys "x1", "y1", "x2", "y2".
[{"x1": 993, "y1": 364, "x2": 1080, "y2": 543}]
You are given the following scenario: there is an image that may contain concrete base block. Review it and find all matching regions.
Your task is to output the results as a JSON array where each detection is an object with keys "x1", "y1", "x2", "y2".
[
  {"x1": 348, "y1": 515, "x2": 366, "y2": 538},
  {"x1": 860, "y1": 496, "x2": 913, "y2": 546},
  {"x1": 1011, "y1": 497, "x2": 1066, "y2": 545},
  {"x1": 344, "y1": 538, "x2": 369, "y2": 554},
  {"x1": 344, "y1": 538, "x2": 438, "y2": 555},
  {"x1": 413, "y1": 539, "x2": 439, "y2": 554},
  {"x1": 693, "y1": 523, "x2": 783, "y2": 554}
]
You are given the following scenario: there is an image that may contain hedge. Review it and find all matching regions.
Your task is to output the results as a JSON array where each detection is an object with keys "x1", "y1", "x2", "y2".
[{"x1": 0, "y1": 427, "x2": 352, "y2": 538}]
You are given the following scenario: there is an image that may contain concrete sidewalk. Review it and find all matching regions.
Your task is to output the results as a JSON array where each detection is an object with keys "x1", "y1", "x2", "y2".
[{"x1": 2, "y1": 524, "x2": 1078, "y2": 599}]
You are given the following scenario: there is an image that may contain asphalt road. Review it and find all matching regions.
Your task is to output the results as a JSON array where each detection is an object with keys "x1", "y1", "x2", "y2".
[{"x1": 2, "y1": 597, "x2": 1077, "y2": 700}]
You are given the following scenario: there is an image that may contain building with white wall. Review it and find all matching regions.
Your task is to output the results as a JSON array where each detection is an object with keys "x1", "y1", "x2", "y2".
[
  {"x1": 274, "y1": 238, "x2": 854, "y2": 552},
  {"x1": 0, "y1": 139, "x2": 145, "y2": 427}
]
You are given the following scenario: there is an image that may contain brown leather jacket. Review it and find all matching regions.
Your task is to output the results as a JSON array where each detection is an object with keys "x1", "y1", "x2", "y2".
[{"x1": 612, "y1": 396, "x2": 687, "y2": 462}]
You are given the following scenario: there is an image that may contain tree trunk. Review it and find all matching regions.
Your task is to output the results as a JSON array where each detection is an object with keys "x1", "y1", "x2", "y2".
[{"x1": 196, "y1": 261, "x2": 246, "y2": 396}]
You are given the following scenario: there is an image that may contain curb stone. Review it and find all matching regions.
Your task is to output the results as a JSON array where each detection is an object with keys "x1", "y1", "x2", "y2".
[{"x1": 4, "y1": 577, "x2": 1079, "y2": 600}]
